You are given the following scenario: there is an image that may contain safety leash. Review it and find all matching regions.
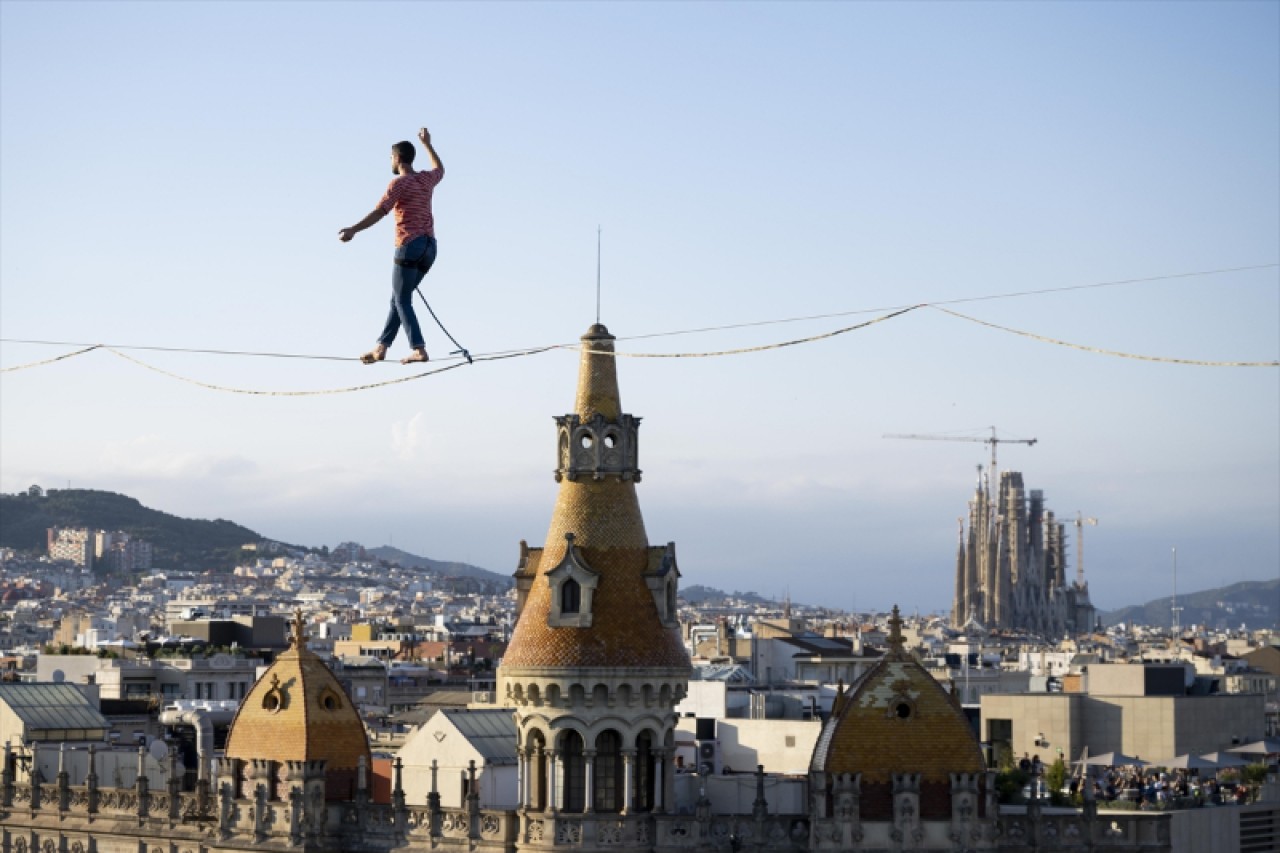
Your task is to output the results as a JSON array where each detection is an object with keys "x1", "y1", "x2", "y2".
[{"x1": 414, "y1": 287, "x2": 472, "y2": 364}]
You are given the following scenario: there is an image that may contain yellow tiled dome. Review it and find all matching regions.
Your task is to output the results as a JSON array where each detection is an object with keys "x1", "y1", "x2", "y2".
[
  {"x1": 812, "y1": 606, "x2": 985, "y2": 819},
  {"x1": 224, "y1": 612, "x2": 371, "y2": 799}
]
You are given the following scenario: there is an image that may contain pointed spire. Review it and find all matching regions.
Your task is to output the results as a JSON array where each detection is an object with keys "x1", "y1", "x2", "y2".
[
  {"x1": 887, "y1": 605, "x2": 906, "y2": 657},
  {"x1": 575, "y1": 324, "x2": 621, "y2": 421}
]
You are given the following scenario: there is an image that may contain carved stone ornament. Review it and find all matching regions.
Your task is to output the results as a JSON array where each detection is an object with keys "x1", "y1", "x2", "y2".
[{"x1": 555, "y1": 820, "x2": 582, "y2": 844}]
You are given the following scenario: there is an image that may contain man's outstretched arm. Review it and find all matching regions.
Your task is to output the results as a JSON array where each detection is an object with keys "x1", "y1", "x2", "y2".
[
  {"x1": 338, "y1": 208, "x2": 386, "y2": 242},
  {"x1": 419, "y1": 127, "x2": 444, "y2": 175}
]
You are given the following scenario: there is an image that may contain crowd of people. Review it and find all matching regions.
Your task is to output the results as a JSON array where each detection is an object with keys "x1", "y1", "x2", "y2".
[
  {"x1": 1085, "y1": 766, "x2": 1255, "y2": 808},
  {"x1": 1016, "y1": 752, "x2": 1258, "y2": 808}
]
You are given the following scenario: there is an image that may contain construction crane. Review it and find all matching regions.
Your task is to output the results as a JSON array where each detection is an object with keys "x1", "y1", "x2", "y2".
[
  {"x1": 1070, "y1": 512, "x2": 1098, "y2": 587},
  {"x1": 882, "y1": 426, "x2": 1038, "y2": 498}
]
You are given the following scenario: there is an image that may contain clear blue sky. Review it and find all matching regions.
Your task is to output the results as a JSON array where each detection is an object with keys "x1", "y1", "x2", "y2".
[{"x1": 2, "y1": 1, "x2": 1277, "y2": 616}]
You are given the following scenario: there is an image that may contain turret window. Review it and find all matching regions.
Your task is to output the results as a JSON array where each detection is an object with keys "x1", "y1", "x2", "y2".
[
  {"x1": 546, "y1": 533, "x2": 599, "y2": 628},
  {"x1": 561, "y1": 579, "x2": 581, "y2": 614}
]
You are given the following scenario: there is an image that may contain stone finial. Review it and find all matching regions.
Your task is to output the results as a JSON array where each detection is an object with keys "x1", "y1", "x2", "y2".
[
  {"x1": 291, "y1": 608, "x2": 307, "y2": 649},
  {"x1": 887, "y1": 605, "x2": 906, "y2": 655}
]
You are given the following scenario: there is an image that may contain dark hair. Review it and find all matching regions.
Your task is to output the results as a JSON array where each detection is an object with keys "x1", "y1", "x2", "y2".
[{"x1": 392, "y1": 141, "x2": 416, "y2": 164}]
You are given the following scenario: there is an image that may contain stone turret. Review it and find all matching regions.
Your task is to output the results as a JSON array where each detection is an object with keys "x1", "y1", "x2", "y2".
[{"x1": 498, "y1": 323, "x2": 690, "y2": 830}]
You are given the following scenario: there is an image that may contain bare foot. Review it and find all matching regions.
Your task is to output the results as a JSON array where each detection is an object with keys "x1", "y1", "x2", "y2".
[
  {"x1": 400, "y1": 348, "x2": 430, "y2": 364},
  {"x1": 360, "y1": 344, "x2": 388, "y2": 364}
]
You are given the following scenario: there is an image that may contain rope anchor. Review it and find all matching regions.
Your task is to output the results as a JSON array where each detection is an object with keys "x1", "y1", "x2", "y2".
[{"x1": 414, "y1": 286, "x2": 471, "y2": 365}]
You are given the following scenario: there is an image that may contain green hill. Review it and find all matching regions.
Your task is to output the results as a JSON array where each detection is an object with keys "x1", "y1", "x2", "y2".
[
  {"x1": 0, "y1": 489, "x2": 268, "y2": 571},
  {"x1": 1100, "y1": 578, "x2": 1279, "y2": 630}
]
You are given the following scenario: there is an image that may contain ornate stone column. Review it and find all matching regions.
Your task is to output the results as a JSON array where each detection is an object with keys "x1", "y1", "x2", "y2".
[
  {"x1": 583, "y1": 750, "x2": 596, "y2": 814},
  {"x1": 135, "y1": 744, "x2": 150, "y2": 820},
  {"x1": 545, "y1": 750, "x2": 558, "y2": 813},
  {"x1": 621, "y1": 749, "x2": 635, "y2": 815},
  {"x1": 56, "y1": 743, "x2": 69, "y2": 812},
  {"x1": 949, "y1": 772, "x2": 981, "y2": 850},
  {"x1": 196, "y1": 749, "x2": 211, "y2": 818},
  {"x1": 1, "y1": 741, "x2": 12, "y2": 808},
  {"x1": 467, "y1": 760, "x2": 480, "y2": 839},
  {"x1": 653, "y1": 749, "x2": 666, "y2": 814},
  {"x1": 253, "y1": 780, "x2": 269, "y2": 842},
  {"x1": 28, "y1": 743, "x2": 43, "y2": 811},
  {"x1": 516, "y1": 748, "x2": 526, "y2": 809},
  {"x1": 167, "y1": 744, "x2": 182, "y2": 820},
  {"x1": 85, "y1": 744, "x2": 99, "y2": 815},
  {"x1": 288, "y1": 786, "x2": 304, "y2": 847},
  {"x1": 750, "y1": 764, "x2": 766, "y2": 819},
  {"x1": 663, "y1": 747, "x2": 677, "y2": 817},
  {"x1": 428, "y1": 759, "x2": 442, "y2": 838},
  {"x1": 393, "y1": 756, "x2": 407, "y2": 812}
]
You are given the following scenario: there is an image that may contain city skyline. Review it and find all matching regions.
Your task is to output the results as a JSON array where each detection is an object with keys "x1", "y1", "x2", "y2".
[{"x1": 2, "y1": 2, "x2": 1277, "y2": 614}]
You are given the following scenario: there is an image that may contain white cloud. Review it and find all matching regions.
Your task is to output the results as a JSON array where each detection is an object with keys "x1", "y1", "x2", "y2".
[{"x1": 390, "y1": 412, "x2": 426, "y2": 461}]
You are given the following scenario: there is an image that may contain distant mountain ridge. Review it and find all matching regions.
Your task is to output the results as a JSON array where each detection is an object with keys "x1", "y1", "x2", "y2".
[
  {"x1": 680, "y1": 584, "x2": 776, "y2": 606},
  {"x1": 366, "y1": 545, "x2": 512, "y2": 590},
  {"x1": 8, "y1": 490, "x2": 1270, "y2": 628},
  {"x1": 1100, "y1": 578, "x2": 1279, "y2": 631},
  {"x1": 0, "y1": 489, "x2": 267, "y2": 571}
]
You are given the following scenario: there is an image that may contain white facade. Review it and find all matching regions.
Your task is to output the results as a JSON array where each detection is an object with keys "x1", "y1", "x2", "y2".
[{"x1": 399, "y1": 708, "x2": 519, "y2": 809}]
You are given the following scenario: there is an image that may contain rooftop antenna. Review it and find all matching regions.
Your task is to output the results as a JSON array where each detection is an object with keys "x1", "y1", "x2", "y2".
[
  {"x1": 1170, "y1": 546, "x2": 1182, "y2": 640},
  {"x1": 595, "y1": 226, "x2": 602, "y2": 325}
]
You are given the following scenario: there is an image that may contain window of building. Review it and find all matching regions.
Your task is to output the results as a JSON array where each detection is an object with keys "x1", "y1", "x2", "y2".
[{"x1": 561, "y1": 579, "x2": 581, "y2": 614}]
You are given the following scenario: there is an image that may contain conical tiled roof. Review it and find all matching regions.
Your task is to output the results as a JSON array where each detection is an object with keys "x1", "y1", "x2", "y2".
[
  {"x1": 811, "y1": 606, "x2": 984, "y2": 819},
  {"x1": 502, "y1": 325, "x2": 689, "y2": 670},
  {"x1": 224, "y1": 612, "x2": 370, "y2": 797},
  {"x1": 813, "y1": 606, "x2": 983, "y2": 781}
]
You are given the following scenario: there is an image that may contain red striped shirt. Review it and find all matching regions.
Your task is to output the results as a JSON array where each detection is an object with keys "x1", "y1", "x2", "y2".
[{"x1": 378, "y1": 168, "x2": 444, "y2": 246}]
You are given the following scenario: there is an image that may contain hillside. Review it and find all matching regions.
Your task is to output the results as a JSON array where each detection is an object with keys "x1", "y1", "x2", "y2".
[
  {"x1": 367, "y1": 545, "x2": 513, "y2": 591},
  {"x1": 680, "y1": 584, "x2": 776, "y2": 606},
  {"x1": 1101, "y1": 578, "x2": 1280, "y2": 630},
  {"x1": 0, "y1": 489, "x2": 267, "y2": 572}
]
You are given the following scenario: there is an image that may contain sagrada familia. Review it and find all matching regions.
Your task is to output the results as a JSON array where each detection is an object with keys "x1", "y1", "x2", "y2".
[
  {"x1": 0, "y1": 325, "x2": 1177, "y2": 852},
  {"x1": 951, "y1": 470, "x2": 1096, "y2": 639}
]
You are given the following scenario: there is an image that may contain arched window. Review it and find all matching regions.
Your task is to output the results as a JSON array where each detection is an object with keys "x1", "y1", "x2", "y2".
[
  {"x1": 561, "y1": 730, "x2": 586, "y2": 813},
  {"x1": 528, "y1": 730, "x2": 547, "y2": 811},
  {"x1": 636, "y1": 730, "x2": 655, "y2": 812},
  {"x1": 561, "y1": 578, "x2": 582, "y2": 614},
  {"x1": 594, "y1": 730, "x2": 624, "y2": 813}
]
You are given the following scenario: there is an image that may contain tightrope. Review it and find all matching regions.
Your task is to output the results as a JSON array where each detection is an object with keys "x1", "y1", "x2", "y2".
[
  {"x1": 3, "y1": 301, "x2": 1276, "y2": 394},
  {"x1": 1, "y1": 345, "x2": 102, "y2": 373},
  {"x1": 932, "y1": 306, "x2": 1280, "y2": 368},
  {"x1": 593, "y1": 305, "x2": 922, "y2": 358}
]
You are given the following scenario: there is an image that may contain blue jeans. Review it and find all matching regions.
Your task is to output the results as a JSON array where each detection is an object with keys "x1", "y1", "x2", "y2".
[{"x1": 378, "y1": 234, "x2": 437, "y2": 349}]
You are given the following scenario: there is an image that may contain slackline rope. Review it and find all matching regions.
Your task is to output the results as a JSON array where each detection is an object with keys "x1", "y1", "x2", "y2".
[
  {"x1": 5, "y1": 261, "x2": 1276, "y2": 365},
  {"x1": 97, "y1": 345, "x2": 559, "y2": 396},
  {"x1": 0, "y1": 306, "x2": 918, "y2": 394},
  {"x1": 3, "y1": 298, "x2": 1274, "y2": 396},
  {"x1": 594, "y1": 305, "x2": 921, "y2": 358},
  {"x1": 610, "y1": 262, "x2": 1280, "y2": 343},
  {"x1": 0, "y1": 345, "x2": 102, "y2": 373},
  {"x1": 932, "y1": 306, "x2": 1280, "y2": 368}
]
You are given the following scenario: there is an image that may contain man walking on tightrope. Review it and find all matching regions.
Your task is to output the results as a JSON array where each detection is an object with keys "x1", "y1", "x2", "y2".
[{"x1": 339, "y1": 127, "x2": 444, "y2": 365}]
